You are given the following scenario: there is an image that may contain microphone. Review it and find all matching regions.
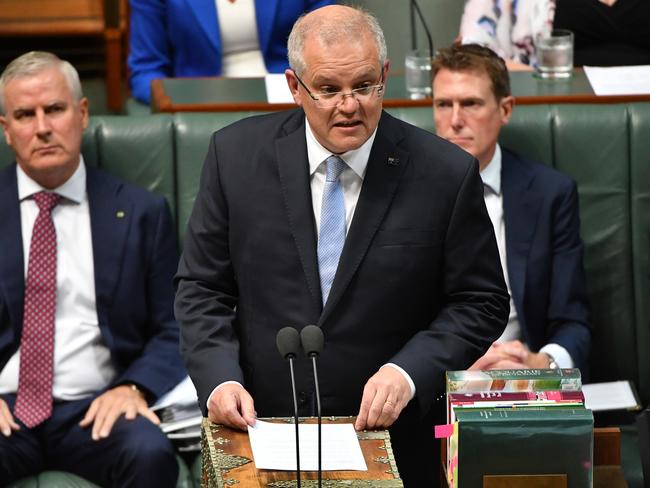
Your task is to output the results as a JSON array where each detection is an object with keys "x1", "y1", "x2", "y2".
[
  {"x1": 276, "y1": 326, "x2": 302, "y2": 487},
  {"x1": 300, "y1": 325, "x2": 324, "y2": 488},
  {"x1": 409, "y1": 0, "x2": 434, "y2": 61}
]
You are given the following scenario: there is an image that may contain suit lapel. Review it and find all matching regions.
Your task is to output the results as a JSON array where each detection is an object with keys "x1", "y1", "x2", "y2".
[
  {"x1": 254, "y1": 0, "x2": 279, "y2": 57},
  {"x1": 276, "y1": 114, "x2": 322, "y2": 311},
  {"x1": 187, "y1": 0, "x2": 220, "y2": 54},
  {"x1": 0, "y1": 165, "x2": 26, "y2": 336},
  {"x1": 502, "y1": 150, "x2": 540, "y2": 321},
  {"x1": 320, "y1": 113, "x2": 409, "y2": 323},
  {"x1": 87, "y1": 168, "x2": 132, "y2": 340}
]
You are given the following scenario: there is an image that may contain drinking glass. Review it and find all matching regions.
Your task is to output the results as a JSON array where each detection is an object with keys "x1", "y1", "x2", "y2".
[
  {"x1": 405, "y1": 50, "x2": 432, "y2": 99},
  {"x1": 535, "y1": 29, "x2": 574, "y2": 79}
]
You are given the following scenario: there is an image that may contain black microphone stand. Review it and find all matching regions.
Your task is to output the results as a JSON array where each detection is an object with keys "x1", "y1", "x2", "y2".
[
  {"x1": 311, "y1": 354, "x2": 322, "y2": 488},
  {"x1": 276, "y1": 327, "x2": 302, "y2": 488},
  {"x1": 301, "y1": 325, "x2": 324, "y2": 488},
  {"x1": 410, "y1": 0, "x2": 435, "y2": 61},
  {"x1": 288, "y1": 354, "x2": 302, "y2": 488}
]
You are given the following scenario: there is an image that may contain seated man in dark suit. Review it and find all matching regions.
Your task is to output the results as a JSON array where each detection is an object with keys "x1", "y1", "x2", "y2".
[
  {"x1": 433, "y1": 43, "x2": 592, "y2": 372},
  {"x1": 0, "y1": 51, "x2": 185, "y2": 487}
]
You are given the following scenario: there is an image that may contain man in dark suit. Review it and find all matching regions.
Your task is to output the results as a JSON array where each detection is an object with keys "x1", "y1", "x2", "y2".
[
  {"x1": 0, "y1": 51, "x2": 184, "y2": 487},
  {"x1": 175, "y1": 6, "x2": 509, "y2": 486},
  {"x1": 433, "y1": 43, "x2": 591, "y2": 372}
]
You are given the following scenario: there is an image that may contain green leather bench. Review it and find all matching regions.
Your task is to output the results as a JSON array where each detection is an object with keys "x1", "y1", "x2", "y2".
[{"x1": 1, "y1": 103, "x2": 648, "y2": 487}]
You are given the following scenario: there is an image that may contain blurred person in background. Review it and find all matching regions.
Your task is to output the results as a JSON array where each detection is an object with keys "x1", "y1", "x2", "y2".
[
  {"x1": 459, "y1": 0, "x2": 650, "y2": 70},
  {"x1": 128, "y1": 0, "x2": 333, "y2": 104}
]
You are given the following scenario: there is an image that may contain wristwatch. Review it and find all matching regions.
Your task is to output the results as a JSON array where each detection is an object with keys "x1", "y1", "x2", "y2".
[{"x1": 545, "y1": 353, "x2": 559, "y2": 370}]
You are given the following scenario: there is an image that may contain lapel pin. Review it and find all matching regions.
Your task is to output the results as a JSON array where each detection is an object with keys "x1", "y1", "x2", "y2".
[
  {"x1": 387, "y1": 156, "x2": 400, "y2": 166},
  {"x1": 116, "y1": 211, "x2": 125, "y2": 218}
]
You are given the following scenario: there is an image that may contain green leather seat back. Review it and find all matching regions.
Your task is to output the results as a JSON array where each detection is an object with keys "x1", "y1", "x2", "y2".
[
  {"x1": 91, "y1": 114, "x2": 176, "y2": 222},
  {"x1": 500, "y1": 104, "x2": 554, "y2": 166},
  {"x1": 173, "y1": 111, "x2": 271, "y2": 245},
  {"x1": 554, "y1": 104, "x2": 635, "y2": 385},
  {"x1": 630, "y1": 103, "x2": 650, "y2": 402}
]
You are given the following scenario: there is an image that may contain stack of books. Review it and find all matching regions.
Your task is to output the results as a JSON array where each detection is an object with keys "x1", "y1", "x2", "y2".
[
  {"x1": 152, "y1": 376, "x2": 203, "y2": 452},
  {"x1": 442, "y1": 368, "x2": 593, "y2": 488}
]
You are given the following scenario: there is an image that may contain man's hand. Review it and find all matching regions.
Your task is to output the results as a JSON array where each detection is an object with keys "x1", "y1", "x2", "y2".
[
  {"x1": 79, "y1": 385, "x2": 159, "y2": 441},
  {"x1": 208, "y1": 383, "x2": 256, "y2": 431},
  {"x1": 0, "y1": 398, "x2": 20, "y2": 437},
  {"x1": 469, "y1": 341, "x2": 552, "y2": 370},
  {"x1": 354, "y1": 366, "x2": 411, "y2": 431}
]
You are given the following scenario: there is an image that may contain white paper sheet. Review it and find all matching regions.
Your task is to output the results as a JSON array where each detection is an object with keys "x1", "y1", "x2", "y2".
[
  {"x1": 584, "y1": 65, "x2": 650, "y2": 96},
  {"x1": 583, "y1": 380, "x2": 640, "y2": 411},
  {"x1": 248, "y1": 420, "x2": 367, "y2": 471},
  {"x1": 264, "y1": 73, "x2": 295, "y2": 104},
  {"x1": 152, "y1": 375, "x2": 198, "y2": 410}
]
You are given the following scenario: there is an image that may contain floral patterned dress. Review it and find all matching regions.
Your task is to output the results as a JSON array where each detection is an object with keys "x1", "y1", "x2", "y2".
[{"x1": 460, "y1": 0, "x2": 556, "y2": 66}]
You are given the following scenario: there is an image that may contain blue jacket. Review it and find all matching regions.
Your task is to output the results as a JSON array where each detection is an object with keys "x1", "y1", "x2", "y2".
[
  {"x1": 502, "y1": 148, "x2": 591, "y2": 372},
  {"x1": 128, "y1": 0, "x2": 333, "y2": 104}
]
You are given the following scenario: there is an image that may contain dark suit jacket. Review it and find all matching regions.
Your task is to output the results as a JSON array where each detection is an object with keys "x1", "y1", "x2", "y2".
[
  {"x1": 176, "y1": 109, "x2": 509, "y2": 419},
  {"x1": 128, "y1": 0, "x2": 333, "y2": 104},
  {"x1": 0, "y1": 164, "x2": 185, "y2": 401},
  {"x1": 502, "y1": 148, "x2": 591, "y2": 371}
]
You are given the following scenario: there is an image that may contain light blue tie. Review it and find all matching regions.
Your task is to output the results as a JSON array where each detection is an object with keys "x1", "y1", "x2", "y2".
[{"x1": 318, "y1": 155, "x2": 347, "y2": 305}]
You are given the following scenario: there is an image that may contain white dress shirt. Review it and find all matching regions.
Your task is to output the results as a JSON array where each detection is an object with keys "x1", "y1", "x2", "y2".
[
  {"x1": 481, "y1": 145, "x2": 573, "y2": 368},
  {"x1": 0, "y1": 159, "x2": 117, "y2": 400},
  {"x1": 216, "y1": 0, "x2": 268, "y2": 77},
  {"x1": 305, "y1": 121, "x2": 416, "y2": 399}
]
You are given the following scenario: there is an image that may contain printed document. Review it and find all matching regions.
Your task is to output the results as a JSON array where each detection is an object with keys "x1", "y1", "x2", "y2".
[{"x1": 248, "y1": 420, "x2": 367, "y2": 471}]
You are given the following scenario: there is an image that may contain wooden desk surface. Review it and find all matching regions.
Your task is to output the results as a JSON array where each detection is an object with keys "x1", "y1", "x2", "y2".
[
  {"x1": 151, "y1": 70, "x2": 650, "y2": 113},
  {"x1": 201, "y1": 417, "x2": 403, "y2": 488}
]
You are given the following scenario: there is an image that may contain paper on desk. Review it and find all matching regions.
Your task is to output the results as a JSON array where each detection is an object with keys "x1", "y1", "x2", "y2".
[
  {"x1": 248, "y1": 420, "x2": 367, "y2": 471},
  {"x1": 583, "y1": 380, "x2": 640, "y2": 411},
  {"x1": 584, "y1": 65, "x2": 650, "y2": 96},
  {"x1": 265, "y1": 74, "x2": 295, "y2": 104}
]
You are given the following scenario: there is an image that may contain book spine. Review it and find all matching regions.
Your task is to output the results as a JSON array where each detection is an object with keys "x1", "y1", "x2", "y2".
[{"x1": 448, "y1": 390, "x2": 584, "y2": 403}]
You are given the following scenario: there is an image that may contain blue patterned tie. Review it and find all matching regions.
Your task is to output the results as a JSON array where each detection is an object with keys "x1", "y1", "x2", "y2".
[{"x1": 318, "y1": 155, "x2": 347, "y2": 305}]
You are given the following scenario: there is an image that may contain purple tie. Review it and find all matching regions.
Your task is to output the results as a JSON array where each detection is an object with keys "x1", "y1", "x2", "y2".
[{"x1": 14, "y1": 191, "x2": 61, "y2": 428}]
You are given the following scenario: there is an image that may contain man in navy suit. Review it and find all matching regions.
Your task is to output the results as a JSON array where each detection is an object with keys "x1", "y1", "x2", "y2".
[
  {"x1": 433, "y1": 43, "x2": 591, "y2": 372},
  {"x1": 175, "y1": 6, "x2": 509, "y2": 486},
  {"x1": 0, "y1": 51, "x2": 184, "y2": 487}
]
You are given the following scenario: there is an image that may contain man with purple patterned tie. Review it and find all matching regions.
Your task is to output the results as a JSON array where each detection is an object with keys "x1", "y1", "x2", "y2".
[
  {"x1": 0, "y1": 51, "x2": 184, "y2": 487},
  {"x1": 175, "y1": 5, "x2": 509, "y2": 486}
]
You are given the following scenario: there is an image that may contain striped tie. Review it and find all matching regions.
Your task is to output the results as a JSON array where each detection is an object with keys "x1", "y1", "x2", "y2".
[{"x1": 318, "y1": 155, "x2": 347, "y2": 305}]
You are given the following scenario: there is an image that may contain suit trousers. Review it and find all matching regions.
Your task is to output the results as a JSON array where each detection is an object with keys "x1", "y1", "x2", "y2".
[{"x1": 0, "y1": 393, "x2": 178, "y2": 487}]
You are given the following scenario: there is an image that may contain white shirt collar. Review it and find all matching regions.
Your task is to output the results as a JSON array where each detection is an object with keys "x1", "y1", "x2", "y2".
[
  {"x1": 17, "y1": 156, "x2": 87, "y2": 204},
  {"x1": 305, "y1": 119, "x2": 377, "y2": 178},
  {"x1": 480, "y1": 144, "x2": 502, "y2": 196}
]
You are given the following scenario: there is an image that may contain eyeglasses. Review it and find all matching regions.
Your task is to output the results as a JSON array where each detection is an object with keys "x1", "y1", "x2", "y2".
[{"x1": 293, "y1": 70, "x2": 385, "y2": 108}]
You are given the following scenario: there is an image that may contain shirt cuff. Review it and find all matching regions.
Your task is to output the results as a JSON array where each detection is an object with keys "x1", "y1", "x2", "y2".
[
  {"x1": 539, "y1": 344, "x2": 573, "y2": 369},
  {"x1": 384, "y1": 363, "x2": 416, "y2": 400},
  {"x1": 206, "y1": 381, "x2": 244, "y2": 411}
]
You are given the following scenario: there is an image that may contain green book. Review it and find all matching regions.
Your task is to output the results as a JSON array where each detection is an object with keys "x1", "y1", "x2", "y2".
[
  {"x1": 447, "y1": 407, "x2": 593, "y2": 488},
  {"x1": 446, "y1": 368, "x2": 582, "y2": 394}
]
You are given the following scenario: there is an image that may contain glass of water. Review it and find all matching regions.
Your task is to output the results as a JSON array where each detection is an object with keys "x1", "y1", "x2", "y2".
[
  {"x1": 405, "y1": 50, "x2": 432, "y2": 99},
  {"x1": 535, "y1": 29, "x2": 574, "y2": 79}
]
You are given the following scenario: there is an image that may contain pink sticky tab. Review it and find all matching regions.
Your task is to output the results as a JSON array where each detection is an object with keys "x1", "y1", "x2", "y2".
[
  {"x1": 546, "y1": 391, "x2": 562, "y2": 401},
  {"x1": 434, "y1": 423, "x2": 454, "y2": 438}
]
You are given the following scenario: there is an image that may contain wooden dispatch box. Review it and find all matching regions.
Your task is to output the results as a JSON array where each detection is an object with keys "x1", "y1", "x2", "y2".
[{"x1": 201, "y1": 416, "x2": 403, "y2": 487}]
